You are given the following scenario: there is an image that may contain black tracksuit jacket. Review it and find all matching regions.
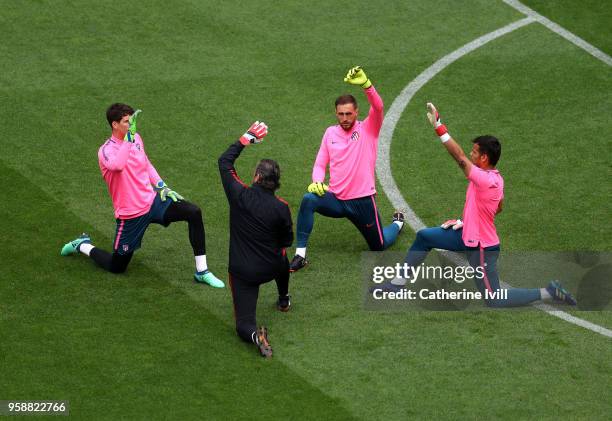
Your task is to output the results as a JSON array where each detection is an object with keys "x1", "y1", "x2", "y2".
[{"x1": 218, "y1": 141, "x2": 293, "y2": 282}]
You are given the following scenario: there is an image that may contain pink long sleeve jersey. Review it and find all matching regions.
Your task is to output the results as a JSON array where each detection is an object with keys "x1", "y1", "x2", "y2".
[
  {"x1": 312, "y1": 86, "x2": 384, "y2": 200},
  {"x1": 98, "y1": 134, "x2": 162, "y2": 219}
]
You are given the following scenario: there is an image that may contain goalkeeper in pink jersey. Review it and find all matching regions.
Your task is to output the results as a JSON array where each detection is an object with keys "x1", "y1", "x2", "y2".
[
  {"x1": 290, "y1": 66, "x2": 405, "y2": 272},
  {"x1": 60, "y1": 103, "x2": 224, "y2": 288},
  {"x1": 373, "y1": 103, "x2": 577, "y2": 307}
]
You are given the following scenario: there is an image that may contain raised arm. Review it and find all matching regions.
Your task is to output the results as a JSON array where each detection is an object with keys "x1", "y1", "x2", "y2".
[
  {"x1": 99, "y1": 110, "x2": 143, "y2": 172},
  {"x1": 99, "y1": 140, "x2": 133, "y2": 172},
  {"x1": 426, "y1": 103, "x2": 472, "y2": 178},
  {"x1": 344, "y1": 66, "x2": 383, "y2": 134},
  {"x1": 218, "y1": 141, "x2": 248, "y2": 202},
  {"x1": 218, "y1": 121, "x2": 268, "y2": 202},
  {"x1": 363, "y1": 86, "x2": 384, "y2": 133}
]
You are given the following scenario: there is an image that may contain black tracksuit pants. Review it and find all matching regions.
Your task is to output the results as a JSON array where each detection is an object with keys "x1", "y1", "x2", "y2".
[{"x1": 229, "y1": 267, "x2": 289, "y2": 344}]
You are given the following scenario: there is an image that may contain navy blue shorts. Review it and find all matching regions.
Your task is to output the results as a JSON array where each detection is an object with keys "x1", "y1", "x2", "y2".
[
  {"x1": 113, "y1": 195, "x2": 172, "y2": 255},
  {"x1": 296, "y1": 192, "x2": 400, "y2": 251}
]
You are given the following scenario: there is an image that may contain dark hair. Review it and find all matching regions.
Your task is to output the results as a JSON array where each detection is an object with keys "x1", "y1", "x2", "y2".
[
  {"x1": 106, "y1": 103, "x2": 135, "y2": 127},
  {"x1": 335, "y1": 94, "x2": 358, "y2": 108},
  {"x1": 255, "y1": 159, "x2": 281, "y2": 191},
  {"x1": 472, "y1": 135, "x2": 501, "y2": 166}
]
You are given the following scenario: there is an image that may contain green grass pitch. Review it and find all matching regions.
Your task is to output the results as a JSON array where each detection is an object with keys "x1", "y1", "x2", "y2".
[{"x1": 1, "y1": 0, "x2": 610, "y2": 419}]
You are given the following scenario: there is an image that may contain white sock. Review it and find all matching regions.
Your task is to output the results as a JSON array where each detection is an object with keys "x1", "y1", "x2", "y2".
[
  {"x1": 79, "y1": 243, "x2": 94, "y2": 256},
  {"x1": 296, "y1": 247, "x2": 306, "y2": 258},
  {"x1": 195, "y1": 255, "x2": 208, "y2": 273},
  {"x1": 393, "y1": 221, "x2": 404, "y2": 229},
  {"x1": 391, "y1": 277, "x2": 407, "y2": 286},
  {"x1": 540, "y1": 288, "x2": 551, "y2": 300}
]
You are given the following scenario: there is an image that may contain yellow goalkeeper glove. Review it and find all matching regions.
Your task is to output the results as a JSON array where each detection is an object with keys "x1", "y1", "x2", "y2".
[
  {"x1": 344, "y1": 66, "x2": 372, "y2": 89},
  {"x1": 307, "y1": 182, "x2": 329, "y2": 197}
]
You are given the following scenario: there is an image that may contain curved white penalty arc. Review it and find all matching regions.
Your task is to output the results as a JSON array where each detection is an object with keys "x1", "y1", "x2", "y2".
[
  {"x1": 503, "y1": 0, "x2": 612, "y2": 66},
  {"x1": 376, "y1": 17, "x2": 612, "y2": 338}
]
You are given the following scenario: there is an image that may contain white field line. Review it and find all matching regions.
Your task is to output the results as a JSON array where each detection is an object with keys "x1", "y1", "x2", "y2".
[
  {"x1": 503, "y1": 0, "x2": 612, "y2": 66},
  {"x1": 375, "y1": 17, "x2": 612, "y2": 338}
]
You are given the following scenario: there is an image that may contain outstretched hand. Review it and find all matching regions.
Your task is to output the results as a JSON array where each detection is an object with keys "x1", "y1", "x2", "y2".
[
  {"x1": 344, "y1": 66, "x2": 372, "y2": 89},
  {"x1": 240, "y1": 121, "x2": 268, "y2": 145},
  {"x1": 125, "y1": 109, "x2": 142, "y2": 142},
  {"x1": 426, "y1": 103, "x2": 441, "y2": 128}
]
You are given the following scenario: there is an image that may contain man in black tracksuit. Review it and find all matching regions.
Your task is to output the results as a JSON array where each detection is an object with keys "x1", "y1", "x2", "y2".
[{"x1": 218, "y1": 121, "x2": 293, "y2": 358}]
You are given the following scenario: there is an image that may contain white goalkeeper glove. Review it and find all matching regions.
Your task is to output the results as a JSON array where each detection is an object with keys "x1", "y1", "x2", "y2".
[
  {"x1": 426, "y1": 103, "x2": 450, "y2": 143},
  {"x1": 440, "y1": 219, "x2": 463, "y2": 230}
]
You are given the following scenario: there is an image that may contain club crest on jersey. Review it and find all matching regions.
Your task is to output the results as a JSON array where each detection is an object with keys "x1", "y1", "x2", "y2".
[
  {"x1": 123, "y1": 244, "x2": 129, "y2": 252},
  {"x1": 351, "y1": 131, "x2": 359, "y2": 142}
]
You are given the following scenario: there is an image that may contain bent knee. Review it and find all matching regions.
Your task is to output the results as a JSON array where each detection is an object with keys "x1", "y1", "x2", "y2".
[
  {"x1": 414, "y1": 228, "x2": 440, "y2": 248},
  {"x1": 301, "y1": 193, "x2": 320, "y2": 208},
  {"x1": 369, "y1": 242, "x2": 385, "y2": 252},
  {"x1": 484, "y1": 299, "x2": 504, "y2": 308},
  {"x1": 415, "y1": 229, "x2": 429, "y2": 242},
  {"x1": 187, "y1": 203, "x2": 202, "y2": 219},
  {"x1": 235, "y1": 326, "x2": 254, "y2": 343},
  {"x1": 110, "y1": 266, "x2": 128, "y2": 274}
]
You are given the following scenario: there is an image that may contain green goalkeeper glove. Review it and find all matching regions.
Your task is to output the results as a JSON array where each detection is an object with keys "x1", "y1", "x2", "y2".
[
  {"x1": 307, "y1": 182, "x2": 329, "y2": 197},
  {"x1": 344, "y1": 66, "x2": 372, "y2": 89},
  {"x1": 124, "y1": 109, "x2": 142, "y2": 142},
  {"x1": 155, "y1": 180, "x2": 184, "y2": 202}
]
